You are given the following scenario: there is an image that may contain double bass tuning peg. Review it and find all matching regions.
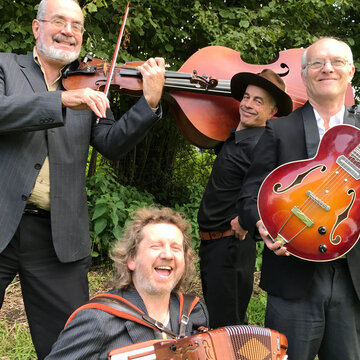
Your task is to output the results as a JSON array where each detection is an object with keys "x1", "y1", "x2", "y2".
[{"x1": 190, "y1": 70, "x2": 218, "y2": 90}]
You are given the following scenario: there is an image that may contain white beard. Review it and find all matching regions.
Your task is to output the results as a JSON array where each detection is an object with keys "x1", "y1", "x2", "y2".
[{"x1": 37, "y1": 33, "x2": 80, "y2": 65}]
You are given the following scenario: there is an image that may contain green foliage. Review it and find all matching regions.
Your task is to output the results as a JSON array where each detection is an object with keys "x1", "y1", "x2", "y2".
[
  {"x1": 173, "y1": 182, "x2": 205, "y2": 252},
  {"x1": 173, "y1": 147, "x2": 216, "y2": 189},
  {"x1": 87, "y1": 163, "x2": 206, "y2": 259},
  {"x1": 0, "y1": 321, "x2": 36, "y2": 360},
  {"x1": 86, "y1": 164, "x2": 156, "y2": 262},
  {"x1": 247, "y1": 291, "x2": 267, "y2": 327},
  {"x1": 191, "y1": 0, "x2": 360, "y2": 94},
  {"x1": 255, "y1": 241, "x2": 264, "y2": 271}
]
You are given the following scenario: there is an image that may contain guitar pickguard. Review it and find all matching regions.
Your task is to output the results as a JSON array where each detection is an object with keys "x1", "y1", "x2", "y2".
[{"x1": 273, "y1": 165, "x2": 326, "y2": 193}]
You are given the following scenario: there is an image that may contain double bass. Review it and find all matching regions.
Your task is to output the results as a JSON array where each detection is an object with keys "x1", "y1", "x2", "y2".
[{"x1": 62, "y1": 46, "x2": 355, "y2": 148}]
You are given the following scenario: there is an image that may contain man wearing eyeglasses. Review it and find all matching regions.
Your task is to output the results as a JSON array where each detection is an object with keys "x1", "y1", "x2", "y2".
[
  {"x1": 238, "y1": 37, "x2": 360, "y2": 359},
  {"x1": 0, "y1": 0, "x2": 165, "y2": 358}
]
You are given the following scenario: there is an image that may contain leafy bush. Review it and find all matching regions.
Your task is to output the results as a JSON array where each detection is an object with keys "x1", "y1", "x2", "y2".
[
  {"x1": 86, "y1": 164, "x2": 156, "y2": 263},
  {"x1": 86, "y1": 165, "x2": 206, "y2": 262},
  {"x1": 173, "y1": 182, "x2": 204, "y2": 252}
]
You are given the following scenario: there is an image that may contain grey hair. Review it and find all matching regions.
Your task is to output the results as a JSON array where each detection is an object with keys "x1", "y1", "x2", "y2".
[
  {"x1": 301, "y1": 37, "x2": 354, "y2": 76},
  {"x1": 36, "y1": 0, "x2": 81, "y2": 20}
]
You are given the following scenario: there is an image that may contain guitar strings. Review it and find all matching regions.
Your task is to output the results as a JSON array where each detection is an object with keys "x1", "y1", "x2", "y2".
[{"x1": 277, "y1": 148, "x2": 359, "y2": 247}]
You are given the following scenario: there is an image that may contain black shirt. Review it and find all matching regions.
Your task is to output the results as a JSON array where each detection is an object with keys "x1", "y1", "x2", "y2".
[{"x1": 197, "y1": 126, "x2": 265, "y2": 231}]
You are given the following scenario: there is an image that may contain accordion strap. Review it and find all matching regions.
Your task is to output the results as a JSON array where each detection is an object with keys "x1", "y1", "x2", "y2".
[
  {"x1": 177, "y1": 292, "x2": 199, "y2": 338},
  {"x1": 65, "y1": 291, "x2": 199, "y2": 339}
]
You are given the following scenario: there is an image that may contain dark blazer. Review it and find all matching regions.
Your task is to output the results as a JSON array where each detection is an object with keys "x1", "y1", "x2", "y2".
[
  {"x1": 238, "y1": 101, "x2": 360, "y2": 300},
  {"x1": 45, "y1": 287, "x2": 210, "y2": 360},
  {"x1": 0, "y1": 52, "x2": 161, "y2": 262}
]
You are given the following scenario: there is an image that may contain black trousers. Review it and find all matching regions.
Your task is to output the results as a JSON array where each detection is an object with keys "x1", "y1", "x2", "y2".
[
  {"x1": 0, "y1": 213, "x2": 90, "y2": 359},
  {"x1": 199, "y1": 234, "x2": 256, "y2": 328},
  {"x1": 265, "y1": 260, "x2": 360, "y2": 360}
]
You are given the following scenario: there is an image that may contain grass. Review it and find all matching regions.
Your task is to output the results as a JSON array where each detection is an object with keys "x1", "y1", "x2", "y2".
[
  {"x1": 0, "y1": 321, "x2": 36, "y2": 360},
  {"x1": 247, "y1": 291, "x2": 267, "y2": 326}
]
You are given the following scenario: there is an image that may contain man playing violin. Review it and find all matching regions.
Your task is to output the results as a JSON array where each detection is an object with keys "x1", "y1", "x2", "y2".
[
  {"x1": 0, "y1": 0, "x2": 165, "y2": 358},
  {"x1": 197, "y1": 69, "x2": 292, "y2": 329},
  {"x1": 238, "y1": 37, "x2": 360, "y2": 359}
]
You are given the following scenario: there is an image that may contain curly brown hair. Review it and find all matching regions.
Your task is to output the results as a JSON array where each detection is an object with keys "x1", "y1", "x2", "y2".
[{"x1": 110, "y1": 206, "x2": 196, "y2": 291}]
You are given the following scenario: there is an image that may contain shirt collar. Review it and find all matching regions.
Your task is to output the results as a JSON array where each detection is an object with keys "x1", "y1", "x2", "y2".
[
  {"x1": 313, "y1": 106, "x2": 345, "y2": 138},
  {"x1": 33, "y1": 46, "x2": 63, "y2": 90},
  {"x1": 233, "y1": 126, "x2": 265, "y2": 144}
]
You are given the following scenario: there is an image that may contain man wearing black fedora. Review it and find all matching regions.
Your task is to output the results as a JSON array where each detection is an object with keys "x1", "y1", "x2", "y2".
[{"x1": 197, "y1": 69, "x2": 293, "y2": 328}]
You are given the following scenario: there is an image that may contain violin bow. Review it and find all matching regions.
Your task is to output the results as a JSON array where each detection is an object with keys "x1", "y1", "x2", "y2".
[{"x1": 97, "y1": 1, "x2": 130, "y2": 123}]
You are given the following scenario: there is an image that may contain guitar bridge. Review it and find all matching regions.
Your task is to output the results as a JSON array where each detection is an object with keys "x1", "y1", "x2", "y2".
[
  {"x1": 306, "y1": 191, "x2": 330, "y2": 211},
  {"x1": 291, "y1": 206, "x2": 313, "y2": 227}
]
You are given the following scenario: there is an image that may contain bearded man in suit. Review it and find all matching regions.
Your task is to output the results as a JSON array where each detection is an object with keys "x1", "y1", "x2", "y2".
[
  {"x1": 0, "y1": 0, "x2": 165, "y2": 358},
  {"x1": 238, "y1": 37, "x2": 360, "y2": 359}
]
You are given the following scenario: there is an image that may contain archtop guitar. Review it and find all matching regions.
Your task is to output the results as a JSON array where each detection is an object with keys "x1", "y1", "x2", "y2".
[{"x1": 258, "y1": 124, "x2": 360, "y2": 261}]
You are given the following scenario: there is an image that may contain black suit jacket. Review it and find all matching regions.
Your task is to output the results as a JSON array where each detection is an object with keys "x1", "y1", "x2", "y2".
[
  {"x1": 0, "y1": 52, "x2": 161, "y2": 262},
  {"x1": 238, "y1": 101, "x2": 360, "y2": 300}
]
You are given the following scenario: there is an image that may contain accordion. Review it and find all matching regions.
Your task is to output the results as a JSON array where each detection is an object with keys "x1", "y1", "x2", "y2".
[{"x1": 108, "y1": 325, "x2": 288, "y2": 360}]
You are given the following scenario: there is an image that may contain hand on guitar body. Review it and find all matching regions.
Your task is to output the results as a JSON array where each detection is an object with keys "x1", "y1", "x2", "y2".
[
  {"x1": 258, "y1": 125, "x2": 360, "y2": 261},
  {"x1": 256, "y1": 220, "x2": 290, "y2": 256}
]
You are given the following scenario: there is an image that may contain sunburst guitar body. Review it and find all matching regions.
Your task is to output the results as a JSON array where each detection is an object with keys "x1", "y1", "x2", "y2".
[{"x1": 258, "y1": 124, "x2": 360, "y2": 261}]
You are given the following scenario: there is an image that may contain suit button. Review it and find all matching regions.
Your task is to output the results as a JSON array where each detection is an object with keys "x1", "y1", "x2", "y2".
[
  {"x1": 22, "y1": 195, "x2": 28, "y2": 201},
  {"x1": 34, "y1": 163, "x2": 42, "y2": 170},
  {"x1": 40, "y1": 118, "x2": 52, "y2": 124}
]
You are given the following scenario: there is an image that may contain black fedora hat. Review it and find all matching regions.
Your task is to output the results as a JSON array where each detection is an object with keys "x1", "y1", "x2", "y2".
[{"x1": 230, "y1": 69, "x2": 293, "y2": 117}]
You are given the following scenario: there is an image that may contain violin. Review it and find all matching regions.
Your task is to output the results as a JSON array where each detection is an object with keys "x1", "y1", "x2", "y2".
[{"x1": 62, "y1": 46, "x2": 355, "y2": 148}]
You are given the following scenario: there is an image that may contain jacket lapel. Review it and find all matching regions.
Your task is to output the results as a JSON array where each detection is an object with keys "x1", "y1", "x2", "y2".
[
  {"x1": 17, "y1": 53, "x2": 48, "y2": 93},
  {"x1": 301, "y1": 101, "x2": 320, "y2": 158},
  {"x1": 125, "y1": 320, "x2": 156, "y2": 344}
]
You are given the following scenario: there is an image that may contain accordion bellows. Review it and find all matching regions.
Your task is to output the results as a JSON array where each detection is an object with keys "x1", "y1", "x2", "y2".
[{"x1": 108, "y1": 325, "x2": 288, "y2": 360}]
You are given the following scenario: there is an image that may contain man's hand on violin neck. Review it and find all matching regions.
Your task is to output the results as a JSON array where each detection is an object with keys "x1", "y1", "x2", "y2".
[
  {"x1": 137, "y1": 57, "x2": 165, "y2": 109},
  {"x1": 61, "y1": 88, "x2": 110, "y2": 118}
]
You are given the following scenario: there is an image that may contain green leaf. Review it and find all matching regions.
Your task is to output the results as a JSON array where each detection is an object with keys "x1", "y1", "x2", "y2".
[
  {"x1": 165, "y1": 44, "x2": 174, "y2": 52},
  {"x1": 239, "y1": 20, "x2": 250, "y2": 28},
  {"x1": 92, "y1": 204, "x2": 107, "y2": 220},
  {"x1": 94, "y1": 218, "x2": 107, "y2": 235},
  {"x1": 85, "y1": 3, "x2": 98, "y2": 13}
]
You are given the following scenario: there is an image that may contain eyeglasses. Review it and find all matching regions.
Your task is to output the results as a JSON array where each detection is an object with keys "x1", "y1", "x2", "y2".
[
  {"x1": 305, "y1": 58, "x2": 349, "y2": 70},
  {"x1": 38, "y1": 18, "x2": 85, "y2": 35}
]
